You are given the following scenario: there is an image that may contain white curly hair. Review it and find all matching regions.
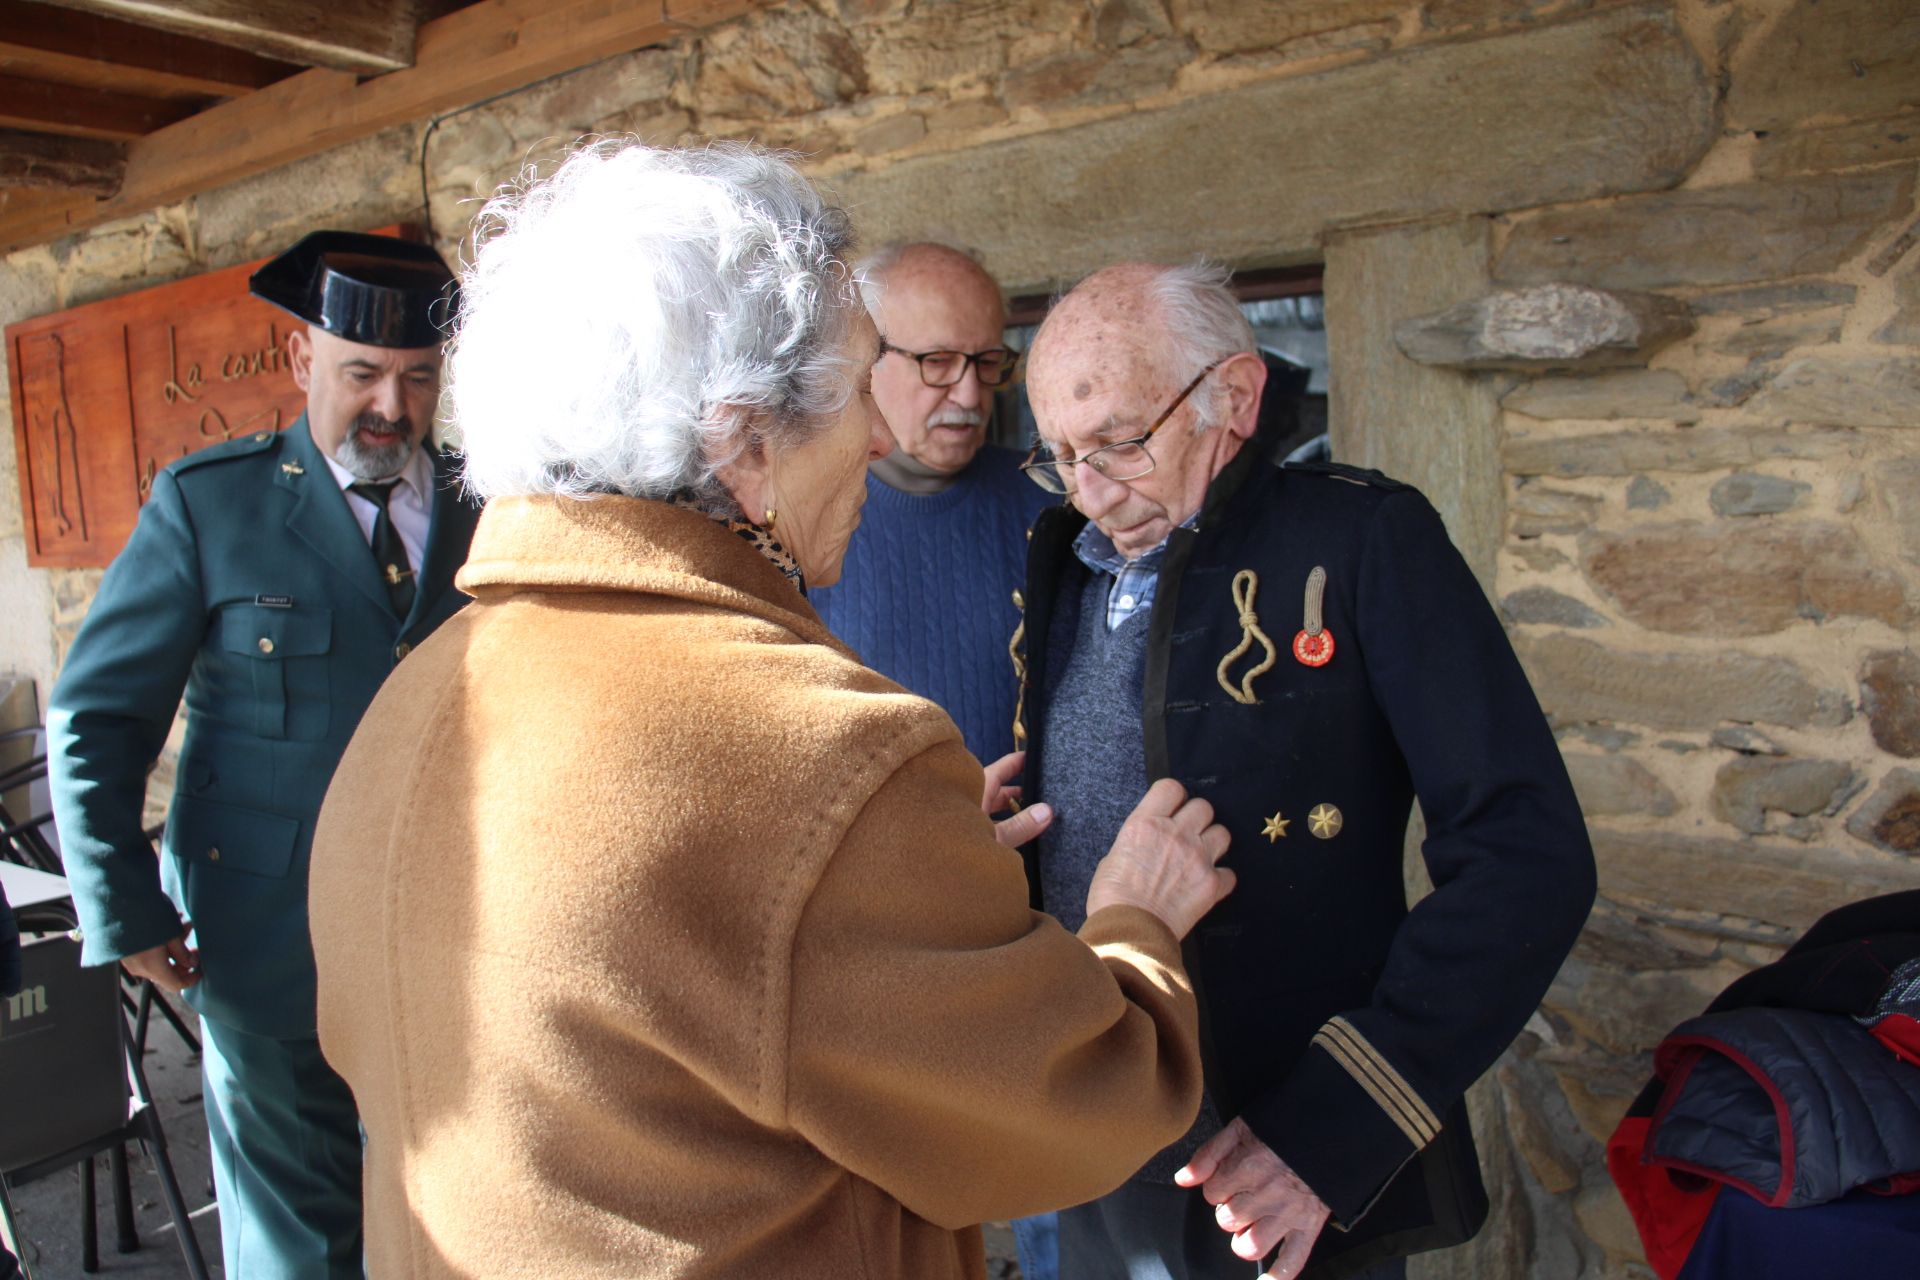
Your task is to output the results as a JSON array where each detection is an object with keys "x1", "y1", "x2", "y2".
[{"x1": 449, "y1": 140, "x2": 863, "y2": 510}]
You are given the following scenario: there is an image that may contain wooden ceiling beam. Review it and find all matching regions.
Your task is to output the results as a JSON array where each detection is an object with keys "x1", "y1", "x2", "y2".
[
  {"x1": 24, "y1": 0, "x2": 421, "y2": 76},
  {"x1": 0, "y1": 127, "x2": 125, "y2": 195},
  {"x1": 0, "y1": 0, "x2": 774, "y2": 255},
  {"x1": 0, "y1": 72, "x2": 198, "y2": 141},
  {"x1": 0, "y1": 1, "x2": 300, "y2": 101}
]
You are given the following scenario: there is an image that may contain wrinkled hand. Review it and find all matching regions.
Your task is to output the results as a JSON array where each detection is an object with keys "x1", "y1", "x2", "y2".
[
  {"x1": 121, "y1": 934, "x2": 201, "y2": 994},
  {"x1": 983, "y1": 750, "x2": 1054, "y2": 848},
  {"x1": 1085, "y1": 777, "x2": 1234, "y2": 940},
  {"x1": 1176, "y1": 1117, "x2": 1330, "y2": 1278}
]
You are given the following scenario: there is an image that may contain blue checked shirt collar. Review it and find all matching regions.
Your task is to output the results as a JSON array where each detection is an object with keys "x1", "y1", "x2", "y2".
[{"x1": 1072, "y1": 511, "x2": 1202, "y2": 630}]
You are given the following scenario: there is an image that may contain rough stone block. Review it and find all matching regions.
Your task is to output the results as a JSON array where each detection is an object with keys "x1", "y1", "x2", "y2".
[
  {"x1": 1861, "y1": 650, "x2": 1920, "y2": 758},
  {"x1": 1093, "y1": 0, "x2": 1175, "y2": 47},
  {"x1": 1845, "y1": 769, "x2": 1920, "y2": 856},
  {"x1": 1497, "y1": 1059, "x2": 1581, "y2": 1195},
  {"x1": 1503, "y1": 425, "x2": 1865, "y2": 478},
  {"x1": 855, "y1": 0, "x2": 1078, "y2": 94},
  {"x1": 1883, "y1": 456, "x2": 1920, "y2": 566},
  {"x1": 1502, "y1": 586, "x2": 1608, "y2": 629},
  {"x1": 1709, "y1": 472, "x2": 1809, "y2": 517},
  {"x1": 1582, "y1": 521, "x2": 1910, "y2": 636},
  {"x1": 1688, "y1": 282, "x2": 1857, "y2": 316},
  {"x1": 850, "y1": 112, "x2": 928, "y2": 155},
  {"x1": 1752, "y1": 354, "x2": 1920, "y2": 428},
  {"x1": 1725, "y1": 0, "x2": 1920, "y2": 134},
  {"x1": 1754, "y1": 112, "x2": 1920, "y2": 180},
  {"x1": 1502, "y1": 369, "x2": 1698, "y2": 422},
  {"x1": 196, "y1": 125, "x2": 420, "y2": 263},
  {"x1": 1496, "y1": 169, "x2": 1914, "y2": 291},
  {"x1": 1553, "y1": 951, "x2": 1744, "y2": 1055},
  {"x1": 1714, "y1": 310, "x2": 1844, "y2": 362},
  {"x1": 1423, "y1": 0, "x2": 1570, "y2": 33},
  {"x1": 1509, "y1": 484, "x2": 1602, "y2": 537},
  {"x1": 1174, "y1": 0, "x2": 1405, "y2": 54},
  {"x1": 694, "y1": 6, "x2": 865, "y2": 117},
  {"x1": 1710, "y1": 725, "x2": 1786, "y2": 756},
  {"x1": 1565, "y1": 752, "x2": 1678, "y2": 816},
  {"x1": 1592, "y1": 829, "x2": 1914, "y2": 931},
  {"x1": 1626, "y1": 475, "x2": 1670, "y2": 510},
  {"x1": 1396, "y1": 284, "x2": 1695, "y2": 371},
  {"x1": 836, "y1": 4, "x2": 1713, "y2": 292},
  {"x1": 1000, "y1": 39, "x2": 1187, "y2": 109},
  {"x1": 1514, "y1": 632, "x2": 1851, "y2": 731},
  {"x1": 924, "y1": 98, "x2": 1008, "y2": 135},
  {"x1": 1873, "y1": 267, "x2": 1920, "y2": 345},
  {"x1": 1711, "y1": 757, "x2": 1860, "y2": 835}
]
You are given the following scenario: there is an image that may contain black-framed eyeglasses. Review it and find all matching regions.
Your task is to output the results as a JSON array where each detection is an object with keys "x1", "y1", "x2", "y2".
[
  {"x1": 1019, "y1": 357, "x2": 1225, "y2": 495},
  {"x1": 880, "y1": 340, "x2": 1020, "y2": 389}
]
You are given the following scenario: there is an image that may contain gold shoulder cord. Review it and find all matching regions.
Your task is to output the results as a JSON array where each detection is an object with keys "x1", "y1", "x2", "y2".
[
  {"x1": 1009, "y1": 587, "x2": 1029, "y2": 748},
  {"x1": 1216, "y1": 569, "x2": 1278, "y2": 705}
]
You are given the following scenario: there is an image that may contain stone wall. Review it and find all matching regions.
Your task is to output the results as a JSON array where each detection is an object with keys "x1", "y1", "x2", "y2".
[{"x1": 2, "y1": 1, "x2": 1917, "y2": 1277}]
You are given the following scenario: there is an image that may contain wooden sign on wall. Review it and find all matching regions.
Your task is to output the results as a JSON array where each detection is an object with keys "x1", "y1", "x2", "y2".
[{"x1": 7, "y1": 225, "x2": 414, "y2": 568}]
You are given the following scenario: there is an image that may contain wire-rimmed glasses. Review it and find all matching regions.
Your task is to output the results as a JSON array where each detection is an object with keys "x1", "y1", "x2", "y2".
[{"x1": 1019, "y1": 358, "x2": 1225, "y2": 495}]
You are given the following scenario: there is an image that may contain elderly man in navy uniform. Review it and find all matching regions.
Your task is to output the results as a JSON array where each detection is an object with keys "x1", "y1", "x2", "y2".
[
  {"x1": 48, "y1": 232, "x2": 480, "y2": 1277},
  {"x1": 1012, "y1": 262, "x2": 1595, "y2": 1280}
]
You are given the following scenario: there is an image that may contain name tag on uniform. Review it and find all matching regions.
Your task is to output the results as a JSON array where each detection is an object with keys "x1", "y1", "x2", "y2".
[{"x1": 255, "y1": 594, "x2": 294, "y2": 608}]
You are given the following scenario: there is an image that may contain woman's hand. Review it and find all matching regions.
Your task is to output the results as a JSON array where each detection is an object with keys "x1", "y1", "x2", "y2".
[
  {"x1": 983, "y1": 750, "x2": 1054, "y2": 848},
  {"x1": 1086, "y1": 778, "x2": 1235, "y2": 940},
  {"x1": 980, "y1": 750, "x2": 1026, "y2": 815}
]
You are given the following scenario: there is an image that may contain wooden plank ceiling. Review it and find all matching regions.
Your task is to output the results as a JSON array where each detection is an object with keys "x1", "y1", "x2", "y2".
[{"x1": 0, "y1": 0, "x2": 770, "y2": 257}]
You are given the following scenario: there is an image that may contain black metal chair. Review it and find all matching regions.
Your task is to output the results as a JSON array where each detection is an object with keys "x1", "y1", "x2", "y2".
[
  {"x1": 0, "y1": 900, "x2": 210, "y2": 1280},
  {"x1": 0, "y1": 748, "x2": 201, "y2": 1060}
]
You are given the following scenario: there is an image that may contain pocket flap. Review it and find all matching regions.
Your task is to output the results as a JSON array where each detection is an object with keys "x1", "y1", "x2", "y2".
[
  {"x1": 217, "y1": 604, "x2": 332, "y2": 659},
  {"x1": 166, "y1": 797, "x2": 301, "y2": 879}
]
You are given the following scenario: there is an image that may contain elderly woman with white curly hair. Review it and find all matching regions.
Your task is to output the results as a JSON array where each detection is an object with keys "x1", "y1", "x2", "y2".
[{"x1": 308, "y1": 140, "x2": 1235, "y2": 1278}]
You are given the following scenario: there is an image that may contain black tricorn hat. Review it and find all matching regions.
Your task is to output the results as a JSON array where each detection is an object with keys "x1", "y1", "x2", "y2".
[{"x1": 249, "y1": 231, "x2": 458, "y2": 348}]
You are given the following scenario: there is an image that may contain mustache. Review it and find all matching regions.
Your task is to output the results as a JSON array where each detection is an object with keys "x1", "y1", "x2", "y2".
[{"x1": 928, "y1": 407, "x2": 987, "y2": 429}]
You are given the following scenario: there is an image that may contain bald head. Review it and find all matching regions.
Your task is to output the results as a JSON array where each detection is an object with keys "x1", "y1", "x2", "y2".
[
  {"x1": 864, "y1": 242, "x2": 1009, "y2": 475},
  {"x1": 1028, "y1": 263, "x2": 1173, "y2": 405},
  {"x1": 1026, "y1": 261, "x2": 1267, "y2": 558}
]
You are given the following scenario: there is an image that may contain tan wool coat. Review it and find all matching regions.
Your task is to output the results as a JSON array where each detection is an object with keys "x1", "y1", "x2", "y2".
[{"x1": 310, "y1": 495, "x2": 1204, "y2": 1278}]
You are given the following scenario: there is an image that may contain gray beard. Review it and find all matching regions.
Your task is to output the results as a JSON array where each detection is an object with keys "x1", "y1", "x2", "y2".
[{"x1": 334, "y1": 425, "x2": 415, "y2": 481}]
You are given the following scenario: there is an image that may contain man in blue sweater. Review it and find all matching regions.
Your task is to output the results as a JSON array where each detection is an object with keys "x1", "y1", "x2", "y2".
[
  {"x1": 812, "y1": 242, "x2": 1054, "y2": 766},
  {"x1": 809, "y1": 242, "x2": 1059, "y2": 1277}
]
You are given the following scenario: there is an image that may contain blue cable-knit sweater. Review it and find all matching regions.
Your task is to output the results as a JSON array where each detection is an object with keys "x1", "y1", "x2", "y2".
[{"x1": 811, "y1": 445, "x2": 1056, "y2": 766}]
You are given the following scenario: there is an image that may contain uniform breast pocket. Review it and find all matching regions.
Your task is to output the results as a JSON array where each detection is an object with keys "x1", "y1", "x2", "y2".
[{"x1": 216, "y1": 604, "x2": 333, "y2": 741}]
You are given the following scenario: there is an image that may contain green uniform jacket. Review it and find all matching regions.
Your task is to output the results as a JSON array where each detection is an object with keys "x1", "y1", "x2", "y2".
[{"x1": 49, "y1": 417, "x2": 481, "y2": 1038}]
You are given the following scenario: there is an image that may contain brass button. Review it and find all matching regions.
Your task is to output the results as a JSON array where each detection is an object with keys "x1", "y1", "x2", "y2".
[
  {"x1": 257, "y1": 637, "x2": 275, "y2": 654},
  {"x1": 253, "y1": 432, "x2": 270, "y2": 442},
  {"x1": 394, "y1": 641, "x2": 412, "y2": 660},
  {"x1": 208, "y1": 846, "x2": 221, "y2": 862}
]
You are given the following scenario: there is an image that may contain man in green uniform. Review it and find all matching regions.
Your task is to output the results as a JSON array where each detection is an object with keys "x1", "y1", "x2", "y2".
[{"x1": 49, "y1": 232, "x2": 480, "y2": 1277}]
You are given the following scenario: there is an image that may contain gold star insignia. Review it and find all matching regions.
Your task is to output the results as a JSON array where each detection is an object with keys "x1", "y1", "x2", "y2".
[
  {"x1": 1308, "y1": 804, "x2": 1343, "y2": 839},
  {"x1": 1261, "y1": 812, "x2": 1290, "y2": 842}
]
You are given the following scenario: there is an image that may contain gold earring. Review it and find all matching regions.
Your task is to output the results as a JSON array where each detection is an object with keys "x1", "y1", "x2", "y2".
[{"x1": 763, "y1": 508, "x2": 778, "y2": 535}]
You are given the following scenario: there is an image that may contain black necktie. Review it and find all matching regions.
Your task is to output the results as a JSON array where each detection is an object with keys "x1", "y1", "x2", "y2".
[{"x1": 349, "y1": 481, "x2": 416, "y2": 619}]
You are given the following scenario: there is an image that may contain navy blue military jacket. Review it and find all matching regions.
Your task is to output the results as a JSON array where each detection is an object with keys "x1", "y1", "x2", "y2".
[
  {"x1": 1018, "y1": 440, "x2": 1595, "y2": 1274},
  {"x1": 49, "y1": 418, "x2": 480, "y2": 1038}
]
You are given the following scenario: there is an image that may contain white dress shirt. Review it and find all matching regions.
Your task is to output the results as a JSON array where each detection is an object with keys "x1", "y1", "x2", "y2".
[{"x1": 323, "y1": 445, "x2": 432, "y2": 573}]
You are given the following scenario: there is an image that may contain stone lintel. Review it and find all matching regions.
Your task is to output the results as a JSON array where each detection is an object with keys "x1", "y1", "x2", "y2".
[{"x1": 830, "y1": 3, "x2": 1712, "y2": 292}]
